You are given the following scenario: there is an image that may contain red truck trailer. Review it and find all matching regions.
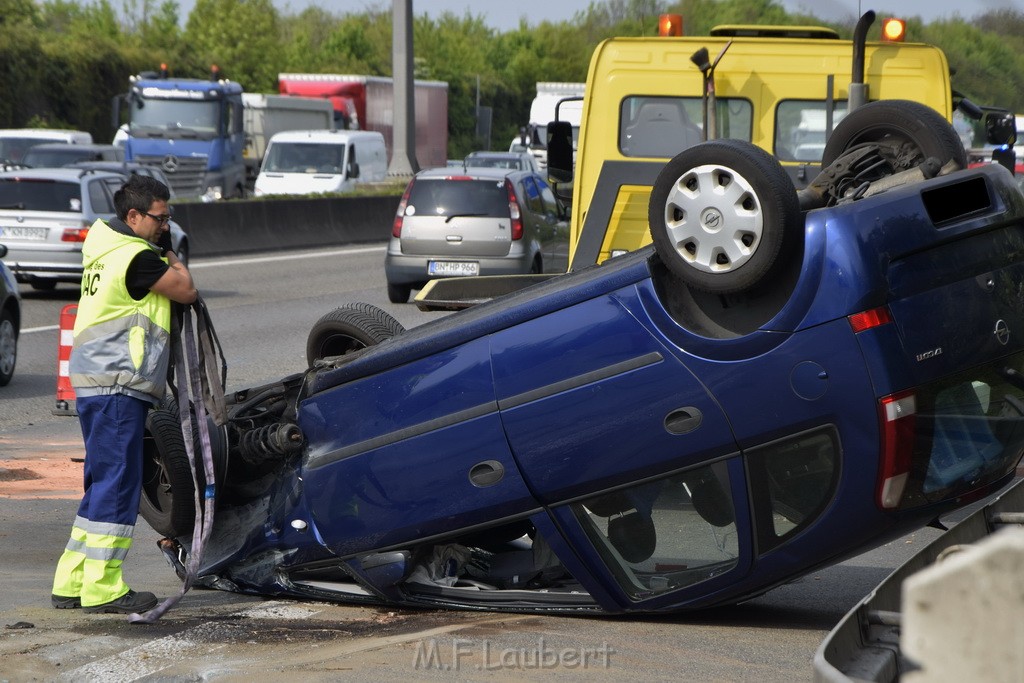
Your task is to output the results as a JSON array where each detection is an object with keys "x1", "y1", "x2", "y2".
[{"x1": 278, "y1": 73, "x2": 449, "y2": 170}]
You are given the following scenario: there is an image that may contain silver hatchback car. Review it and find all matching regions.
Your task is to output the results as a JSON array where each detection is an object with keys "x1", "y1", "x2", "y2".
[
  {"x1": 0, "y1": 168, "x2": 189, "y2": 290},
  {"x1": 384, "y1": 166, "x2": 569, "y2": 303}
]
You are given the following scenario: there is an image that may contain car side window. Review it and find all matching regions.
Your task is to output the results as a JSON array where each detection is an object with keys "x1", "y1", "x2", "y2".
[
  {"x1": 89, "y1": 180, "x2": 114, "y2": 214},
  {"x1": 538, "y1": 179, "x2": 560, "y2": 219},
  {"x1": 521, "y1": 176, "x2": 542, "y2": 214}
]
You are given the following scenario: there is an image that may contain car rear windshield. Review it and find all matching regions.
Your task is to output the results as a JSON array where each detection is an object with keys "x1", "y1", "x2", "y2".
[
  {"x1": 0, "y1": 138, "x2": 50, "y2": 164},
  {"x1": 407, "y1": 178, "x2": 509, "y2": 218},
  {"x1": 0, "y1": 178, "x2": 82, "y2": 211}
]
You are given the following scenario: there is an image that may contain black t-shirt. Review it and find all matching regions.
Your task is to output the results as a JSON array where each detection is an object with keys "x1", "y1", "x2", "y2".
[{"x1": 106, "y1": 217, "x2": 169, "y2": 300}]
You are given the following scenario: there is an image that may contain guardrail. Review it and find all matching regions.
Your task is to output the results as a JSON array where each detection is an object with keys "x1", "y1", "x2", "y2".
[
  {"x1": 173, "y1": 195, "x2": 402, "y2": 257},
  {"x1": 813, "y1": 477, "x2": 1024, "y2": 681}
]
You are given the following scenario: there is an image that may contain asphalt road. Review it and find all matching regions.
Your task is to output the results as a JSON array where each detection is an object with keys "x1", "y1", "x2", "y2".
[{"x1": 0, "y1": 246, "x2": 960, "y2": 681}]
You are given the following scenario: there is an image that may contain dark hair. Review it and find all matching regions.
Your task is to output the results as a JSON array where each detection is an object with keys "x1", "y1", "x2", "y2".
[{"x1": 114, "y1": 174, "x2": 170, "y2": 220}]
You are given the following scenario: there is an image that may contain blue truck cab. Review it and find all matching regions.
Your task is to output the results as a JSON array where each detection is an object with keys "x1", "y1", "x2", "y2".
[{"x1": 115, "y1": 70, "x2": 246, "y2": 201}]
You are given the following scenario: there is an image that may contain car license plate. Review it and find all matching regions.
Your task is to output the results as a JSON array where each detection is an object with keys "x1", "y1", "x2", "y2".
[
  {"x1": 0, "y1": 226, "x2": 48, "y2": 241},
  {"x1": 428, "y1": 261, "x2": 479, "y2": 277}
]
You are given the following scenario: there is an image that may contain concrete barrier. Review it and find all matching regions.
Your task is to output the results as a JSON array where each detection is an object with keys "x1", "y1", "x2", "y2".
[{"x1": 172, "y1": 195, "x2": 402, "y2": 258}]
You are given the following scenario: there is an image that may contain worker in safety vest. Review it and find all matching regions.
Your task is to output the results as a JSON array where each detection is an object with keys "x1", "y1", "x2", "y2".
[{"x1": 52, "y1": 174, "x2": 197, "y2": 614}]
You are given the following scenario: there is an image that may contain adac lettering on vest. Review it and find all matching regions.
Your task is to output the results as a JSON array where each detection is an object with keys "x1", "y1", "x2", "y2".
[{"x1": 81, "y1": 262, "x2": 104, "y2": 297}]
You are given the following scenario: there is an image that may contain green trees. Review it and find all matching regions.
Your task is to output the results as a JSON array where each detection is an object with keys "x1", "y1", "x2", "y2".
[{"x1": 3, "y1": 0, "x2": 1023, "y2": 158}]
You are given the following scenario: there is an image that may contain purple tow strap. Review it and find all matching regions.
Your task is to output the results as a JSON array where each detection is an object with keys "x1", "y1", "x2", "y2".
[{"x1": 129, "y1": 299, "x2": 225, "y2": 624}]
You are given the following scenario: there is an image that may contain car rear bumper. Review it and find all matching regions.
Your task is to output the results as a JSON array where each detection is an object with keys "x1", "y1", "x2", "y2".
[{"x1": 6, "y1": 249, "x2": 83, "y2": 284}]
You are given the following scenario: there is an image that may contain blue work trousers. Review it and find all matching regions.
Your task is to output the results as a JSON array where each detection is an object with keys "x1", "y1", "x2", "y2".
[{"x1": 76, "y1": 393, "x2": 148, "y2": 525}]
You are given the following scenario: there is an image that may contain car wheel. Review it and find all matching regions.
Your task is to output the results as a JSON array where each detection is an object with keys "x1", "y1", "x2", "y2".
[
  {"x1": 387, "y1": 282, "x2": 411, "y2": 304},
  {"x1": 821, "y1": 100, "x2": 967, "y2": 176},
  {"x1": 648, "y1": 139, "x2": 801, "y2": 295},
  {"x1": 0, "y1": 308, "x2": 17, "y2": 386},
  {"x1": 139, "y1": 407, "x2": 196, "y2": 537},
  {"x1": 306, "y1": 302, "x2": 406, "y2": 367}
]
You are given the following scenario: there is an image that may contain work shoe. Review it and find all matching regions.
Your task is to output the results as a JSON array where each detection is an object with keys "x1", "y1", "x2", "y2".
[
  {"x1": 51, "y1": 594, "x2": 81, "y2": 609},
  {"x1": 82, "y1": 590, "x2": 158, "y2": 614}
]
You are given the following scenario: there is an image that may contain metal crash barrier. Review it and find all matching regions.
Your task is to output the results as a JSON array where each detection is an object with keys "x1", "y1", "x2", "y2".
[{"x1": 814, "y1": 477, "x2": 1024, "y2": 682}]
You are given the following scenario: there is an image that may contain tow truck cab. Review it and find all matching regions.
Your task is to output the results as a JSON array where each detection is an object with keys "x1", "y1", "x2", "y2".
[{"x1": 557, "y1": 15, "x2": 958, "y2": 269}]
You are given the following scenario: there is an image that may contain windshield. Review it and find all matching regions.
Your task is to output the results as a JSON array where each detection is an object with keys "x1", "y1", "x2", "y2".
[
  {"x1": 0, "y1": 178, "x2": 81, "y2": 211},
  {"x1": 0, "y1": 138, "x2": 52, "y2": 164},
  {"x1": 130, "y1": 98, "x2": 221, "y2": 139},
  {"x1": 263, "y1": 142, "x2": 346, "y2": 173}
]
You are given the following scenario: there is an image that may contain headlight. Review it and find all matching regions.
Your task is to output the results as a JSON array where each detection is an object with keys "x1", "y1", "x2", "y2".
[{"x1": 201, "y1": 185, "x2": 224, "y2": 203}]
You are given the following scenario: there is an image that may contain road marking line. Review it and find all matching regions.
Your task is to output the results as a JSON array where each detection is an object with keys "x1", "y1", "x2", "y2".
[
  {"x1": 190, "y1": 245, "x2": 385, "y2": 269},
  {"x1": 57, "y1": 601, "x2": 321, "y2": 682},
  {"x1": 21, "y1": 245, "x2": 387, "y2": 335}
]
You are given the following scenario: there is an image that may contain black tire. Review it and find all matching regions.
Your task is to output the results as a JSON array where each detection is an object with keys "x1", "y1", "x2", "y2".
[
  {"x1": 175, "y1": 240, "x2": 189, "y2": 267},
  {"x1": 648, "y1": 139, "x2": 801, "y2": 295},
  {"x1": 306, "y1": 302, "x2": 405, "y2": 367},
  {"x1": 821, "y1": 100, "x2": 967, "y2": 175},
  {"x1": 0, "y1": 307, "x2": 17, "y2": 386},
  {"x1": 387, "y1": 282, "x2": 411, "y2": 304},
  {"x1": 139, "y1": 408, "x2": 196, "y2": 537}
]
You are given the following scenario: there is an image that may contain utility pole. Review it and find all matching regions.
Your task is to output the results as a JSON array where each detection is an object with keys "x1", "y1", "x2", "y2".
[{"x1": 388, "y1": 0, "x2": 418, "y2": 176}]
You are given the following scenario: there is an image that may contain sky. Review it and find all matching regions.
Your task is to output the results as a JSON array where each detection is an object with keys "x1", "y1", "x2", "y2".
[{"x1": 208, "y1": 0, "x2": 1023, "y2": 28}]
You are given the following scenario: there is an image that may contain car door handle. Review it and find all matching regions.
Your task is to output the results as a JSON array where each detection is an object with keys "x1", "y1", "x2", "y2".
[
  {"x1": 664, "y1": 407, "x2": 703, "y2": 434},
  {"x1": 469, "y1": 460, "x2": 505, "y2": 487},
  {"x1": 446, "y1": 235, "x2": 463, "y2": 242}
]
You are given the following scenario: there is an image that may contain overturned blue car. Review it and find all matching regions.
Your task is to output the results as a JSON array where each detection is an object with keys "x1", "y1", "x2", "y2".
[{"x1": 141, "y1": 101, "x2": 1024, "y2": 614}]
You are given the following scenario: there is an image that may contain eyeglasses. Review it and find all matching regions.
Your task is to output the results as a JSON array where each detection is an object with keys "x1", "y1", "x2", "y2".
[{"x1": 141, "y1": 211, "x2": 172, "y2": 225}]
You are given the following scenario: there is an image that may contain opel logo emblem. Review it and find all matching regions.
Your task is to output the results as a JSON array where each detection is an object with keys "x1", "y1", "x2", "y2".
[
  {"x1": 162, "y1": 155, "x2": 179, "y2": 173},
  {"x1": 994, "y1": 319, "x2": 1010, "y2": 346},
  {"x1": 701, "y1": 207, "x2": 723, "y2": 232}
]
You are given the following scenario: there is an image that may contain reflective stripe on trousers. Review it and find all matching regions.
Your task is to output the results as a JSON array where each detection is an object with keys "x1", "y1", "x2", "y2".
[{"x1": 52, "y1": 394, "x2": 147, "y2": 606}]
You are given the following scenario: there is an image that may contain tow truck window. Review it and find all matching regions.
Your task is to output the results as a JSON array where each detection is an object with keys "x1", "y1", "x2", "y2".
[
  {"x1": 619, "y1": 96, "x2": 752, "y2": 158},
  {"x1": 775, "y1": 100, "x2": 849, "y2": 162}
]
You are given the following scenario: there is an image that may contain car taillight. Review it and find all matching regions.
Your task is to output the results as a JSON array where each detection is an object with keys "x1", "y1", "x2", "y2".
[
  {"x1": 506, "y1": 179, "x2": 523, "y2": 240},
  {"x1": 393, "y1": 182, "x2": 413, "y2": 238},
  {"x1": 849, "y1": 306, "x2": 892, "y2": 333},
  {"x1": 62, "y1": 224, "x2": 90, "y2": 243},
  {"x1": 876, "y1": 390, "x2": 916, "y2": 510}
]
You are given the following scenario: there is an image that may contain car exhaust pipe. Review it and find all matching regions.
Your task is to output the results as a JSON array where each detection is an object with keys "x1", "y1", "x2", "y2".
[{"x1": 849, "y1": 11, "x2": 876, "y2": 112}]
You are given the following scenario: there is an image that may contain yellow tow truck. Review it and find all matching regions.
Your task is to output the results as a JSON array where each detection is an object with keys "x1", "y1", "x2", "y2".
[{"x1": 416, "y1": 11, "x2": 1014, "y2": 308}]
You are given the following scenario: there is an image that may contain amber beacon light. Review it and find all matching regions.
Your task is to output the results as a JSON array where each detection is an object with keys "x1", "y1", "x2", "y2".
[
  {"x1": 881, "y1": 17, "x2": 906, "y2": 42},
  {"x1": 659, "y1": 14, "x2": 683, "y2": 37}
]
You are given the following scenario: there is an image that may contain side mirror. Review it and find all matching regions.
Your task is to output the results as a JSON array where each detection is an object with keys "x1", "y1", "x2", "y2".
[
  {"x1": 0, "y1": 244, "x2": 7, "y2": 259},
  {"x1": 547, "y1": 120, "x2": 574, "y2": 184},
  {"x1": 348, "y1": 161, "x2": 360, "y2": 179},
  {"x1": 985, "y1": 110, "x2": 1017, "y2": 147}
]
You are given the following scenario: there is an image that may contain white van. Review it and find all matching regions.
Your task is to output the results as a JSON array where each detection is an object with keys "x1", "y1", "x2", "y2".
[
  {"x1": 0, "y1": 129, "x2": 93, "y2": 165},
  {"x1": 253, "y1": 130, "x2": 387, "y2": 197}
]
